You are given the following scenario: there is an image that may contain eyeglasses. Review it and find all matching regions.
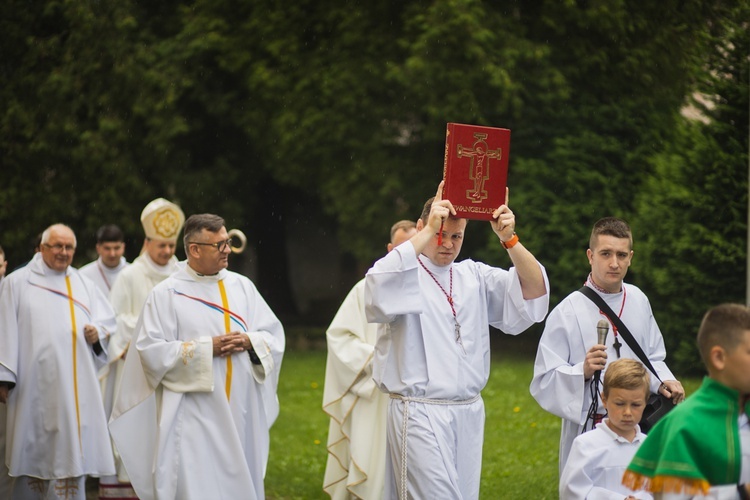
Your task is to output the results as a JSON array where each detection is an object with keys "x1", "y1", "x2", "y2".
[
  {"x1": 189, "y1": 238, "x2": 233, "y2": 252},
  {"x1": 43, "y1": 243, "x2": 76, "y2": 253}
]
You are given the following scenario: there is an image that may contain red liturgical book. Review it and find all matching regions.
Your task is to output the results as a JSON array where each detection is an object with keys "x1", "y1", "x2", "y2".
[{"x1": 442, "y1": 122, "x2": 510, "y2": 220}]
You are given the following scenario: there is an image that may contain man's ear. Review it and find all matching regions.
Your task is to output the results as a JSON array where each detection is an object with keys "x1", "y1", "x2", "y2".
[
  {"x1": 187, "y1": 244, "x2": 200, "y2": 260},
  {"x1": 709, "y1": 345, "x2": 727, "y2": 371},
  {"x1": 416, "y1": 218, "x2": 424, "y2": 231}
]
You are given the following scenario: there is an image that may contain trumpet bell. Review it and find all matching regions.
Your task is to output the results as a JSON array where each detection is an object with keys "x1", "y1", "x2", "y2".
[{"x1": 227, "y1": 228, "x2": 247, "y2": 254}]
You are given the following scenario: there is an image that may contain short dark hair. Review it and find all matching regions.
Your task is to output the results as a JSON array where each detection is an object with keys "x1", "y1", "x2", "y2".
[
  {"x1": 697, "y1": 303, "x2": 750, "y2": 368},
  {"x1": 419, "y1": 197, "x2": 435, "y2": 223},
  {"x1": 589, "y1": 217, "x2": 632, "y2": 250},
  {"x1": 183, "y1": 214, "x2": 225, "y2": 250},
  {"x1": 96, "y1": 224, "x2": 125, "y2": 244}
]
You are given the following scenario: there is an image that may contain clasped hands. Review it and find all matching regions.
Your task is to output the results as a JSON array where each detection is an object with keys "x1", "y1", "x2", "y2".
[{"x1": 212, "y1": 332, "x2": 251, "y2": 358}]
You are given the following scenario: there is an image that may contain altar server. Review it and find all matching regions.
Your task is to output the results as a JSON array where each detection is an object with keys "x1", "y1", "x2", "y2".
[
  {"x1": 530, "y1": 217, "x2": 683, "y2": 474},
  {"x1": 365, "y1": 182, "x2": 549, "y2": 499},
  {"x1": 560, "y1": 358, "x2": 653, "y2": 499}
]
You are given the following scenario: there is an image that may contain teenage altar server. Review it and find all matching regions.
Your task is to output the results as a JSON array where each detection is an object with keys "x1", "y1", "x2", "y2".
[
  {"x1": 0, "y1": 223, "x2": 116, "y2": 499},
  {"x1": 530, "y1": 217, "x2": 684, "y2": 474},
  {"x1": 323, "y1": 220, "x2": 417, "y2": 499},
  {"x1": 109, "y1": 213, "x2": 285, "y2": 500},
  {"x1": 365, "y1": 182, "x2": 549, "y2": 499},
  {"x1": 79, "y1": 224, "x2": 129, "y2": 296}
]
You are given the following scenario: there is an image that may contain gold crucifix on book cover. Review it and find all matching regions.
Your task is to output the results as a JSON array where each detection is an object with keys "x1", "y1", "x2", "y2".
[{"x1": 442, "y1": 122, "x2": 511, "y2": 221}]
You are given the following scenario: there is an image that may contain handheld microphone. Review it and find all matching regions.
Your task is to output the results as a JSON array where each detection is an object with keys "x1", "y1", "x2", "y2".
[
  {"x1": 597, "y1": 319, "x2": 609, "y2": 345},
  {"x1": 593, "y1": 320, "x2": 610, "y2": 384}
]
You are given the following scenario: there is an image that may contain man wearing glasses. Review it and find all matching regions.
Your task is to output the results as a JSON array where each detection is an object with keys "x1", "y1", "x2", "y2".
[
  {"x1": 102, "y1": 198, "x2": 185, "y2": 498},
  {"x1": 0, "y1": 223, "x2": 117, "y2": 498},
  {"x1": 110, "y1": 213, "x2": 285, "y2": 500}
]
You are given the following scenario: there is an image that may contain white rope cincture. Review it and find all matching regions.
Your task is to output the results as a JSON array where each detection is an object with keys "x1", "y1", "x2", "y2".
[{"x1": 389, "y1": 393, "x2": 481, "y2": 500}]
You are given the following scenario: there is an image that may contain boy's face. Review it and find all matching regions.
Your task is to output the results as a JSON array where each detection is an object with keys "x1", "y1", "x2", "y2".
[
  {"x1": 602, "y1": 387, "x2": 647, "y2": 439},
  {"x1": 720, "y1": 329, "x2": 750, "y2": 394}
]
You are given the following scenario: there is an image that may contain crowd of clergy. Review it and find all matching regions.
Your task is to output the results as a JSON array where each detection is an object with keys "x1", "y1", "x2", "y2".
[{"x1": 0, "y1": 198, "x2": 284, "y2": 500}]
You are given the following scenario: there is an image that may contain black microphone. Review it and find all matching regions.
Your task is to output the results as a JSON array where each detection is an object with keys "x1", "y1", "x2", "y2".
[{"x1": 594, "y1": 319, "x2": 609, "y2": 383}]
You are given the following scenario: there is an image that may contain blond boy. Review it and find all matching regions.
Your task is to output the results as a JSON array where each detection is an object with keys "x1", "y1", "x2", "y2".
[{"x1": 560, "y1": 358, "x2": 654, "y2": 499}]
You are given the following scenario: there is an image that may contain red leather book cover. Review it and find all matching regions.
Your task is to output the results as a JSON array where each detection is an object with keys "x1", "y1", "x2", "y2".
[{"x1": 442, "y1": 122, "x2": 510, "y2": 220}]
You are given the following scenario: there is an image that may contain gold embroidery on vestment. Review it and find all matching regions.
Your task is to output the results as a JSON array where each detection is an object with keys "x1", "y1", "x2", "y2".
[
  {"x1": 54, "y1": 477, "x2": 80, "y2": 499},
  {"x1": 28, "y1": 477, "x2": 46, "y2": 493},
  {"x1": 182, "y1": 341, "x2": 196, "y2": 365}
]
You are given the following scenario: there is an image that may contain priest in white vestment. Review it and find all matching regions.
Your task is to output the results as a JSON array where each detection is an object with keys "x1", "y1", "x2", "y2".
[
  {"x1": 79, "y1": 224, "x2": 129, "y2": 296},
  {"x1": 323, "y1": 220, "x2": 416, "y2": 499},
  {"x1": 109, "y1": 213, "x2": 285, "y2": 500},
  {"x1": 529, "y1": 217, "x2": 684, "y2": 475},
  {"x1": 365, "y1": 183, "x2": 549, "y2": 499},
  {"x1": 0, "y1": 224, "x2": 117, "y2": 499},
  {"x1": 99, "y1": 198, "x2": 185, "y2": 496}
]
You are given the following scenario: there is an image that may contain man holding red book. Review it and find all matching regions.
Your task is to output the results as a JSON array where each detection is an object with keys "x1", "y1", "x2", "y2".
[{"x1": 365, "y1": 181, "x2": 549, "y2": 499}]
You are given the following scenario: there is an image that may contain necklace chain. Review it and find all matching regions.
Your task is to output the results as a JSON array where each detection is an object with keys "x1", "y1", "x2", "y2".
[
  {"x1": 419, "y1": 258, "x2": 455, "y2": 314},
  {"x1": 418, "y1": 257, "x2": 464, "y2": 352}
]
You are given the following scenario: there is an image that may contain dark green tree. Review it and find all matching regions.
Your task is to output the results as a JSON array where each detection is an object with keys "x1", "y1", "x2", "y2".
[
  {"x1": 0, "y1": 0, "x2": 742, "y2": 330},
  {"x1": 633, "y1": 2, "x2": 748, "y2": 374},
  {"x1": 498, "y1": 0, "x2": 731, "y2": 307}
]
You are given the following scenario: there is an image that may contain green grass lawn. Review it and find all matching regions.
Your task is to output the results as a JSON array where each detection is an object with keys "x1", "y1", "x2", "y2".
[{"x1": 266, "y1": 349, "x2": 702, "y2": 499}]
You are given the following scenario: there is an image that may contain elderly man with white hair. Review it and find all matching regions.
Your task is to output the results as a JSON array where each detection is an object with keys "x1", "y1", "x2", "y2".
[{"x1": 0, "y1": 223, "x2": 116, "y2": 499}]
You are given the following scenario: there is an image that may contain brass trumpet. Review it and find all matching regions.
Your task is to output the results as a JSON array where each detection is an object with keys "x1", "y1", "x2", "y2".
[{"x1": 227, "y1": 228, "x2": 247, "y2": 254}]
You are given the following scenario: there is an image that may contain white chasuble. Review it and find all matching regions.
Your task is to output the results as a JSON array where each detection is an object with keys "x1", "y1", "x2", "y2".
[
  {"x1": 0, "y1": 253, "x2": 116, "y2": 480},
  {"x1": 323, "y1": 279, "x2": 388, "y2": 500},
  {"x1": 109, "y1": 266, "x2": 285, "y2": 500}
]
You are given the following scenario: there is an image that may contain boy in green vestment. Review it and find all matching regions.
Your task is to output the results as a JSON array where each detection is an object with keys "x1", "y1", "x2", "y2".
[{"x1": 623, "y1": 303, "x2": 750, "y2": 498}]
